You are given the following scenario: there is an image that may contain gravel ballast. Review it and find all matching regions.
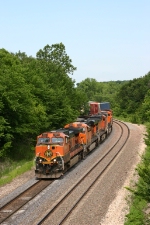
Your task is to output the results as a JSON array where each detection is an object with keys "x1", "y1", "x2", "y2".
[{"x1": 0, "y1": 122, "x2": 146, "y2": 225}]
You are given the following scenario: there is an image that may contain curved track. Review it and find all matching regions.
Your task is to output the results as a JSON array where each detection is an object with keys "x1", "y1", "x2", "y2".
[
  {"x1": 0, "y1": 120, "x2": 130, "y2": 225},
  {"x1": 36, "y1": 120, "x2": 130, "y2": 225},
  {"x1": 0, "y1": 180, "x2": 54, "y2": 224}
]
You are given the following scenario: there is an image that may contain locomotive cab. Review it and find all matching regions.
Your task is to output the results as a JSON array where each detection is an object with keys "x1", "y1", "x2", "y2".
[{"x1": 35, "y1": 131, "x2": 70, "y2": 178}]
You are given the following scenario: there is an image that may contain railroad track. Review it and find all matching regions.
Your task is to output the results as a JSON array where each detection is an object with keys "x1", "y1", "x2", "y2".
[
  {"x1": 0, "y1": 120, "x2": 129, "y2": 225},
  {"x1": 36, "y1": 120, "x2": 130, "y2": 225},
  {"x1": 0, "y1": 179, "x2": 54, "y2": 224}
]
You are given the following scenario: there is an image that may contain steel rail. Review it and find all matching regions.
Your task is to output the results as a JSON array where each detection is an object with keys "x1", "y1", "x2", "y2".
[
  {"x1": 37, "y1": 120, "x2": 130, "y2": 225},
  {"x1": 0, "y1": 179, "x2": 54, "y2": 224}
]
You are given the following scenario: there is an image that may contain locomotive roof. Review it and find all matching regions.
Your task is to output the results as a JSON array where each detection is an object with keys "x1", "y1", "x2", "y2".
[
  {"x1": 86, "y1": 120, "x2": 98, "y2": 126},
  {"x1": 89, "y1": 114, "x2": 102, "y2": 119},
  {"x1": 55, "y1": 128, "x2": 70, "y2": 136},
  {"x1": 43, "y1": 129, "x2": 70, "y2": 136},
  {"x1": 101, "y1": 111, "x2": 108, "y2": 116},
  {"x1": 66, "y1": 126, "x2": 84, "y2": 135}
]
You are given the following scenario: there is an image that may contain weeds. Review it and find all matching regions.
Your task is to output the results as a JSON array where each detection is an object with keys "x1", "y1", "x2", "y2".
[{"x1": 0, "y1": 159, "x2": 34, "y2": 186}]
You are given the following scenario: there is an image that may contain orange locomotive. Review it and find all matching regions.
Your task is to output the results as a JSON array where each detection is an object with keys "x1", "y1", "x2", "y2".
[{"x1": 34, "y1": 102, "x2": 113, "y2": 179}]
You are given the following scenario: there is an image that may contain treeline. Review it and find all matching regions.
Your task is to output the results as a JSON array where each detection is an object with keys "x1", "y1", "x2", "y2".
[
  {"x1": 115, "y1": 72, "x2": 150, "y2": 123},
  {"x1": 1, "y1": 42, "x2": 150, "y2": 163},
  {"x1": 77, "y1": 72, "x2": 150, "y2": 124},
  {"x1": 0, "y1": 43, "x2": 88, "y2": 159}
]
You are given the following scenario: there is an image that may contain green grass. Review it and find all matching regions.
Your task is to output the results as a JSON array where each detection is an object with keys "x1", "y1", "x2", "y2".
[
  {"x1": 0, "y1": 159, "x2": 34, "y2": 186},
  {"x1": 124, "y1": 124, "x2": 150, "y2": 225},
  {"x1": 124, "y1": 197, "x2": 147, "y2": 225}
]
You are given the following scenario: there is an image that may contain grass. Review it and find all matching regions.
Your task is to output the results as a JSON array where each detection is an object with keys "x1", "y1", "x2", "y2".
[
  {"x1": 125, "y1": 197, "x2": 147, "y2": 225},
  {"x1": 124, "y1": 124, "x2": 150, "y2": 225},
  {"x1": 0, "y1": 159, "x2": 34, "y2": 186}
]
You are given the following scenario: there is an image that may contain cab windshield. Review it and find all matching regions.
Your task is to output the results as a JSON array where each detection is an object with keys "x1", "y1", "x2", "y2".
[
  {"x1": 37, "y1": 137, "x2": 50, "y2": 145},
  {"x1": 51, "y1": 137, "x2": 64, "y2": 144}
]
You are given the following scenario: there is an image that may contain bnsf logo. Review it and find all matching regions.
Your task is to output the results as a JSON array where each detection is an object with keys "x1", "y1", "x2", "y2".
[{"x1": 44, "y1": 150, "x2": 53, "y2": 158}]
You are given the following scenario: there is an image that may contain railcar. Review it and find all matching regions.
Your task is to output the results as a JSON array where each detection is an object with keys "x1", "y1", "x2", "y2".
[{"x1": 34, "y1": 102, "x2": 113, "y2": 179}]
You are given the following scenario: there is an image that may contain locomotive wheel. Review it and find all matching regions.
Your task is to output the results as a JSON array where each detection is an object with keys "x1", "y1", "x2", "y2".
[
  {"x1": 81, "y1": 151, "x2": 86, "y2": 159},
  {"x1": 100, "y1": 133, "x2": 106, "y2": 142},
  {"x1": 96, "y1": 139, "x2": 99, "y2": 147},
  {"x1": 81, "y1": 147, "x2": 87, "y2": 159},
  {"x1": 107, "y1": 126, "x2": 112, "y2": 135}
]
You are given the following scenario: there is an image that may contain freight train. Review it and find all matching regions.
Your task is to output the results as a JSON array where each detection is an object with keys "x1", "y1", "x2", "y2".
[{"x1": 34, "y1": 102, "x2": 113, "y2": 179}]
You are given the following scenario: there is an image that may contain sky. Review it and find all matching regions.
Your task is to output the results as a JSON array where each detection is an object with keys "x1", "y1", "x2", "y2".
[{"x1": 1, "y1": 0, "x2": 150, "y2": 84}]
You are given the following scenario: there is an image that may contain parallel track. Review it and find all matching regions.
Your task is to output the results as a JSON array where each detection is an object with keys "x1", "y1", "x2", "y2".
[
  {"x1": 37, "y1": 120, "x2": 130, "y2": 225},
  {"x1": 0, "y1": 179, "x2": 54, "y2": 224},
  {"x1": 0, "y1": 120, "x2": 129, "y2": 225}
]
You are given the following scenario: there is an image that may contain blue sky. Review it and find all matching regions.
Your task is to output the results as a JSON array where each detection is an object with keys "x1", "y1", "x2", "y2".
[{"x1": 1, "y1": 1, "x2": 150, "y2": 84}]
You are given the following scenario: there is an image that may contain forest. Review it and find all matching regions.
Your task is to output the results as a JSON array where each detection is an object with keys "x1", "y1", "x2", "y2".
[{"x1": 0, "y1": 43, "x2": 150, "y2": 224}]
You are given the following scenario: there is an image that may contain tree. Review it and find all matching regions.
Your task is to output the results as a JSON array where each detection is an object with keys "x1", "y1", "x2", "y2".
[
  {"x1": 76, "y1": 78, "x2": 101, "y2": 101},
  {"x1": 116, "y1": 72, "x2": 150, "y2": 118},
  {"x1": 0, "y1": 49, "x2": 48, "y2": 158},
  {"x1": 35, "y1": 44, "x2": 83, "y2": 128},
  {"x1": 36, "y1": 43, "x2": 77, "y2": 74},
  {"x1": 140, "y1": 89, "x2": 150, "y2": 122}
]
